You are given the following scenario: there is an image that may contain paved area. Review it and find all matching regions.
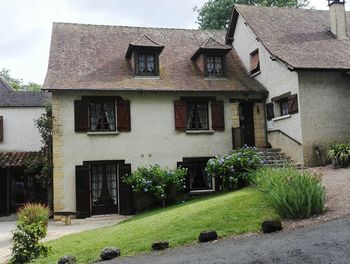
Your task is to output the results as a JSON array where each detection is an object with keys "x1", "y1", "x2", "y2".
[
  {"x1": 104, "y1": 216, "x2": 350, "y2": 264},
  {"x1": 0, "y1": 214, "x2": 129, "y2": 263}
]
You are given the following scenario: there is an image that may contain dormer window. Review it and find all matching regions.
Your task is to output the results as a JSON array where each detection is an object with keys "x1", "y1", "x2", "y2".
[
  {"x1": 191, "y1": 37, "x2": 231, "y2": 78},
  {"x1": 206, "y1": 56, "x2": 223, "y2": 76},
  {"x1": 137, "y1": 53, "x2": 156, "y2": 76},
  {"x1": 125, "y1": 34, "x2": 164, "y2": 77}
]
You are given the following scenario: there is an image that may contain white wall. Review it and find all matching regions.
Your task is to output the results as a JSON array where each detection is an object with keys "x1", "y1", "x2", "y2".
[
  {"x1": 57, "y1": 91, "x2": 233, "y2": 211},
  {"x1": 232, "y1": 15, "x2": 304, "y2": 163},
  {"x1": 0, "y1": 107, "x2": 44, "y2": 152}
]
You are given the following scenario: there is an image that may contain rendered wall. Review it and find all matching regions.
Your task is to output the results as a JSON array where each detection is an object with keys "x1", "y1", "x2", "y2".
[
  {"x1": 299, "y1": 71, "x2": 350, "y2": 166},
  {"x1": 0, "y1": 107, "x2": 43, "y2": 152},
  {"x1": 53, "y1": 91, "x2": 234, "y2": 212},
  {"x1": 232, "y1": 14, "x2": 304, "y2": 163}
]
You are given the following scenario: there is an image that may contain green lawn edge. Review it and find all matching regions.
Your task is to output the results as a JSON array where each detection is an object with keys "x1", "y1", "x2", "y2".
[{"x1": 34, "y1": 188, "x2": 278, "y2": 263}]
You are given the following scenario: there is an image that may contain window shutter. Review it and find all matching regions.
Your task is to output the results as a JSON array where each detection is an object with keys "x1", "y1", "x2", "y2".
[
  {"x1": 288, "y1": 94, "x2": 298, "y2": 114},
  {"x1": 74, "y1": 100, "x2": 89, "y2": 132},
  {"x1": 75, "y1": 165, "x2": 91, "y2": 218},
  {"x1": 266, "y1": 103, "x2": 274, "y2": 121},
  {"x1": 174, "y1": 101, "x2": 187, "y2": 131},
  {"x1": 117, "y1": 100, "x2": 131, "y2": 132},
  {"x1": 211, "y1": 100, "x2": 225, "y2": 131},
  {"x1": 118, "y1": 163, "x2": 134, "y2": 215},
  {"x1": 0, "y1": 116, "x2": 3, "y2": 142}
]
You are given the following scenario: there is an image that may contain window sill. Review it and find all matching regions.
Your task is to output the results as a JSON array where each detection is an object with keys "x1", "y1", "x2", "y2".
[
  {"x1": 87, "y1": 131, "x2": 120, "y2": 135},
  {"x1": 186, "y1": 130, "x2": 215, "y2": 134},
  {"x1": 133, "y1": 76, "x2": 160, "y2": 80},
  {"x1": 272, "y1": 115, "x2": 291, "y2": 122},
  {"x1": 250, "y1": 70, "x2": 261, "y2": 77}
]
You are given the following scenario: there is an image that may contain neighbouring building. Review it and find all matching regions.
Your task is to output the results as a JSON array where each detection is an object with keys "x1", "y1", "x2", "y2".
[
  {"x1": 0, "y1": 78, "x2": 51, "y2": 215},
  {"x1": 43, "y1": 23, "x2": 267, "y2": 217},
  {"x1": 226, "y1": 1, "x2": 350, "y2": 166}
]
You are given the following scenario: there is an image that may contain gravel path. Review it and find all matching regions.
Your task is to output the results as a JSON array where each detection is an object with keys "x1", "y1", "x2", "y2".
[
  {"x1": 104, "y1": 216, "x2": 350, "y2": 264},
  {"x1": 0, "y1": 215, "x2": 129, "y2": 264}
]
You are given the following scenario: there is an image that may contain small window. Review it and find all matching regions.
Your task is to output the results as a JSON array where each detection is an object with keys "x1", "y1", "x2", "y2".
[
  {"x1": 187, "y1": 102, "x2": 209, "y2": 130},
  {"x1": 250, "y1": 49, "x2": 260, "y2": 75},
  {"x1": 206, "y1": 56, "x2": 223, "y2": 76},
  {"x1": 137, "y1": 53, "x2": 156, "y2": 76},
  {"x1": 89, "y1": 100, "x2": 116, "y2": 132}
]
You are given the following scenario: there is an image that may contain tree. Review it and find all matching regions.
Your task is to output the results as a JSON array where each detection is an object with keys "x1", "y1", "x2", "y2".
[
  {"x1": 0, "y1": 68, "x2": 41, "y2": 92},
  {"x1": 25, "y1": 103, "x2": 54, "y2": 209},
  {"x1": 194, "y1": 0, "x2": 310, "y2": 30}
]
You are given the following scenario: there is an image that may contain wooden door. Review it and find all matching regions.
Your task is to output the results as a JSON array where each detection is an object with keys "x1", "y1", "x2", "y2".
[
  {"x1": 240, "y1": 102, "x2": 255, "y2": 147},
  {"x1": 0, "y1": 169, "x2": 9, "y2": 215}
]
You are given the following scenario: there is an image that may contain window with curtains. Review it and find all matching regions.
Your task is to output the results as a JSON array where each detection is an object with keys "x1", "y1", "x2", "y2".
[
  {"x1": 206, "y1": 56, "x2": 223, "y2": 76},
  {"x1": 137, "y1": 53, "x2": 156, "y2": 76},
  {"x1": 250, "y1": 49, "x2": 260, "y2": 76},
  {"x1": 280, "y1": 98, "x2": 289, "y2": 116},
  {"x1": 89, "y1": 100, "x2": 116, "y2": 132},
  {"x1": 91, "y1": 164, "x2": 117, "y2": 207},
  {"x1": 187, "y1": 102, "x2": 209, "y2": 130}
]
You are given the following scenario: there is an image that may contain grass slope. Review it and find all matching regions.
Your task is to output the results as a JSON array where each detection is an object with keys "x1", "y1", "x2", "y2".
[{"x1": 35, "y1": 188, "x2": 277, "y2": 263}]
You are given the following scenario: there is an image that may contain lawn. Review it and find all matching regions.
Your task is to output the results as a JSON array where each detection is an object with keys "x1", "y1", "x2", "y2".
[{"x1": 34, "y1": 188, "x2": 278, "y2": 263}]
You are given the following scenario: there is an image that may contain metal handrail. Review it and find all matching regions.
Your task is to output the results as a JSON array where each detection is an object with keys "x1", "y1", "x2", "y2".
[{"x1": 267, "y1": 129, "x2": 302, "y2": 146}]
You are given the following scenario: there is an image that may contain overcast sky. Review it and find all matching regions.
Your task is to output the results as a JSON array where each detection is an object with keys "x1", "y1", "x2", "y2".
[{"x1": 0, "y1": 0, "x2": 348, "y2": 85}]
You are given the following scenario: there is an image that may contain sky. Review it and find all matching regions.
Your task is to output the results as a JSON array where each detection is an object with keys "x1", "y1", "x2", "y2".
[{"x1": 0, "y1": 0, "x2": 348, "y2": 85}]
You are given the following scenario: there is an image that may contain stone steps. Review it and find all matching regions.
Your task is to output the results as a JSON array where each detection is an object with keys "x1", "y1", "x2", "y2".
[{"x1": 257, "y1": 148, "x2": 303, "y2": 169}]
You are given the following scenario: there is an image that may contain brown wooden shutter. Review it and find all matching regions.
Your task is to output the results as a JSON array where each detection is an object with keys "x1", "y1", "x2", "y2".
[
  {"x1": 211, "y1": 100, "x2": 225, "y2": 131},
  {"x1": 117, "y1": 100, "x2": 131, "y2": 132},
  {"x1": 0, "y1": 116, "x2": 3, "y2": 142},
  {"x1": 74, "y1": 100, "x2": 89, "y2": 132},
  {"x1": 118, "y1": 163, "x2": 134, "y2": 215},
  {"x1": 76, "y1": 165, "x2": 91, "y2": 218},
  {"x1": 174, "y1": 101, "x2": 187, "y2": 131},
  {"x1": 288, "y1": 94, "x2": 298, "y2": 114},
  {"x1": 266, "y1": 103, "x2": 274, "y2": 121}
]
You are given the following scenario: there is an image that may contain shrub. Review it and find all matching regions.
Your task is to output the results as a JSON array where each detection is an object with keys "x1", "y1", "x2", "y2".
[
  {"x1": 327, "y1": 143, "x2": 350, "y2": 168},
  {"x1": 124, "y1": 165, "x2": 187, "y2": 207},
  {"x1": 206, "y1": 146, "x2": 263, "y2": 191},
  {"x1": 253, "y1": 167, "x2": 325, "y2": 219},
  {"x1": 11, "y1": 203, "x2": 50, "y2": 263}
]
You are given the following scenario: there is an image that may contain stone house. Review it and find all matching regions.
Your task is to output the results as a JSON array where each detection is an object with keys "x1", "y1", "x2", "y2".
[
  {"x1": 0, "y1": 78, "x2": 50, "y2": 215},
  {"x1": 43, "y1": 23, "x2": 267, "y2": 216},
  {"x1": 226, "y1": 0, "x2": 350, "y2": 166}
]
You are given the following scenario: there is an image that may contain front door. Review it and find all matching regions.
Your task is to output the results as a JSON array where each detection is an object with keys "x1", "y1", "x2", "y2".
[
  {"x1": 0, "y1": 169, "x2": 9, "y2": 215},
  {"x1": 91, "y1": 164, "x2": 118, "y2": 215},
  {"x1": 240, "y1": 102, "x2": 255, "y2": 147}
]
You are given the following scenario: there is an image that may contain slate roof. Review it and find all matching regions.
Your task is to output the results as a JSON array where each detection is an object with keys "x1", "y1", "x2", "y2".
[
  {"x1": 0, "y1": 151, "x2": 42, "y2": 169},
  {"x1": 43, "y1": 23, "x2": 266, "y2": 94},
  {"x1": 227, "y1": 5, "x2": 350, "y2": 70},
  {"x1": 0, "y1": 77, "x2": 51, "y2": 107}
]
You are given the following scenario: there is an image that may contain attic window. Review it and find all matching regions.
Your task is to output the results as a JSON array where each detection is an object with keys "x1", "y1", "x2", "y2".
[
  {"x1": 136, "y1": 53, "x2": 156, "y2": 76},
  {"x1": 250, "y1": 49, "x2": 260, "y2": 76},
  {"x1": 206, "y1": 56, "x2": 223, "y2": 76}
]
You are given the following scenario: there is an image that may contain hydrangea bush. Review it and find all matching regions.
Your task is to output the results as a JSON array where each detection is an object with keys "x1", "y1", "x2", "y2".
[
  {"x1": 124, "y1": 165, "x2": 187, "y2": 207},
  {"x1": 206, "y1": 146, "x2": 263, "y2": 191}
]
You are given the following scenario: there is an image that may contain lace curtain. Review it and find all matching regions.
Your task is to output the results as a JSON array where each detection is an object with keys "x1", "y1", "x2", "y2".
[
  {"x1": 105, "y1": 165, "x2": 117, "y2": 205},
  {"x1": 92, "y1": 165, "x2": 103, "y2": 203},
  {"x1": 104, "y1": 102, "x2": 116, "y2": 130}
]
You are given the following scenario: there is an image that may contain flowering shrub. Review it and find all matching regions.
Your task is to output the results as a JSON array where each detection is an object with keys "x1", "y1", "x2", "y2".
[
  {"x1": 206, "y1": 146, "x2": 263, "y2": 191},
  {"x1": 124, "y1": 165, "x2": 187, "y2": 206}
]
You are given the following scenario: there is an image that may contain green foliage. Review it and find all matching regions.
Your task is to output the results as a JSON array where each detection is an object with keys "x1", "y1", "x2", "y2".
[
  {"x1": 206, "y1": 146, "x2": 263, "y2": 191},
  {"x1": 18, "y1": 203, "x2": 50, "y2": 226},
  {"x1": 33, "y1": 189, "x2": 277, "y2": 263},
  {"x1": 253, "y1": 167, "x2": 325, "y2": 219},
  {"x1": 0, "y1": 68, "x2": 42, "y2": 92},
  {"x1": 327, "y1": 143, "x2": 350, "y2": 167},
  {"x1": 11, "y1": 203, "x2": 50, "y2": 263},
  {"x1": 25, "y1": 103, "x2": 53, "y2": 188},
  {"x1": 194, "y1": 0, "x2": 310, "y2": 29},
  {"x1": 124, "y1": 165, "x2": 187, "y2": 205}
]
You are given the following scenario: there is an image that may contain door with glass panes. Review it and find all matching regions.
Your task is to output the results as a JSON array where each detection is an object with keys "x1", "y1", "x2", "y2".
[{"x1": 91, "y1": 164, "x2": 118, "y2": 215}]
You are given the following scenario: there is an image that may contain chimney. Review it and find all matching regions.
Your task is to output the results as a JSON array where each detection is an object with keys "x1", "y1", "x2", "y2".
[{"x1": 328, "y1": 0, "x2": 348, "y2": 39}]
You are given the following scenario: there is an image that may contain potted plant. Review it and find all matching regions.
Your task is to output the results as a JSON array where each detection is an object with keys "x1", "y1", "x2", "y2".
[{"x1": 327, "y1": 143, "x2": 350, "y2": 168}]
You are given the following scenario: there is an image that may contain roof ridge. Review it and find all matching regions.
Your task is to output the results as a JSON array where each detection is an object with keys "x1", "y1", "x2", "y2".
[
  {"x1": 234, "y1": 4, "x2": 331, "y2": 12},
  {"x1": 53, "y1": 22, "x2": 226, "y2": 32}
]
